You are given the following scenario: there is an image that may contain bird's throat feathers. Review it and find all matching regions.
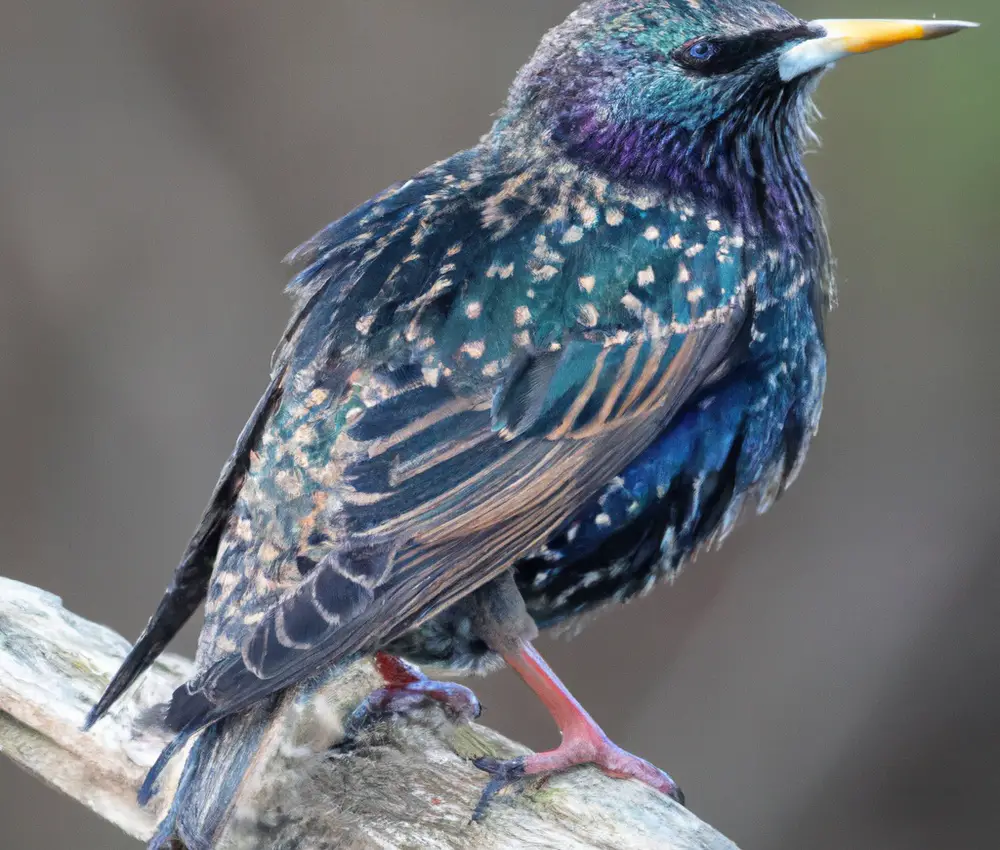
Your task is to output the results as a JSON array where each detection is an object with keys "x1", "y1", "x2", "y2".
[
  {"x1": 494, "y1": 82, "x2": 824, "y2": 258},
  {"x1": 564, "y1": 93, "x2": 821, "y2": 250}
]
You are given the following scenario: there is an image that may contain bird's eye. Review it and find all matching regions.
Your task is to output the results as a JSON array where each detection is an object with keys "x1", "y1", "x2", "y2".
[
  {"x1": 673, "y1": 38, "x2": 737, "y2": 74},
  {"x1": 685, "y1": 41, "x2": 718, "y2": 62},
  {"x1": 673, "y1": 28, "x2": 817, "y2": 76}
]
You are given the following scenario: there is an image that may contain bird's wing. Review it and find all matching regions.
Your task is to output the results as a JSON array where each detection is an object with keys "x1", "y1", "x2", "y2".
[
  {"x1": 86, "y1": 172, "x2": 399, "y2": 728},
  {"x1": 165, "y1": 153, "x2": 758, "y2": 732},
  {"x1": 86, "y1": 347, "x2": 293, "y2": 729}
]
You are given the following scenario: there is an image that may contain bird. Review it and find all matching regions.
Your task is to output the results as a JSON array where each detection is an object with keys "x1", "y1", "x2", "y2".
[{"x1": 83, "y1": 2, "x2": 976, "y2": 846}]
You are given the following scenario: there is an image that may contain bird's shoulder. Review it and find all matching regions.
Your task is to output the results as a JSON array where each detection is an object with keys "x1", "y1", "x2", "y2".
[{"x1": 284, "y1": 147, "x2": 759, "y2": 390}]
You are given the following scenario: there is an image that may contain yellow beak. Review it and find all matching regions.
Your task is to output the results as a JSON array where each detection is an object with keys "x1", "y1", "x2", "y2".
[{"x1": 779, "y1": 18, "x2": 979, "y2": 81}]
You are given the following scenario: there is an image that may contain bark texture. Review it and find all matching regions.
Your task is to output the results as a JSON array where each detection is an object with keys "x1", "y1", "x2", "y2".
[{"x1": 0, "y1": 577, "x2": 740, "y2": 850}]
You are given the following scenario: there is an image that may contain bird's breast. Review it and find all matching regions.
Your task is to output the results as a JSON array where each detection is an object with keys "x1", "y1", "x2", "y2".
[{"x1": 516, "y1": 286, "x2": 827, "y2": 634}]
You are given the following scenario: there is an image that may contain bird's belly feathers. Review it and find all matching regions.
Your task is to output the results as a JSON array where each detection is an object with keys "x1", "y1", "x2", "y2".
[{"x1": 518, "y1": 314, "x2": 827, "y2": 635}]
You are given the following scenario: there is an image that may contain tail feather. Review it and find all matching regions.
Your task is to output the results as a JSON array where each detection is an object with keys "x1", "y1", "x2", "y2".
[
  {"x1": 142, "y1": 696, "x2": 284, "y2": 850},
  {"x1": 138, "y1": 728, "x2": 195, "y2": 807},
  {"x1": 84, "y1": 368, "x2": 286, "y2": 730},
  {"x1": 84, "y1": 553, "x2": 217, "y2": 731}
]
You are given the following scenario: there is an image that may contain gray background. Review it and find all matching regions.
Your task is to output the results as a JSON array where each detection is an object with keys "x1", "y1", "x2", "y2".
[{"x1": 2, "y1": 1, "x2": 998, "y2": 848}]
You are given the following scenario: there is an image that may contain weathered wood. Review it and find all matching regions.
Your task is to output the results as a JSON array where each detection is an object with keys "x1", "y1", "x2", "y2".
[{"x1": 0, "y1": 576, "x2": 741, "y2": 849}]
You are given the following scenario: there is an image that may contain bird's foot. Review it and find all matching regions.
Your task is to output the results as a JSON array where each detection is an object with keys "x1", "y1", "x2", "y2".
[
  {"x1": 472, "y1": 726, "x2": 683, "y2": 821},
  {"x1": 343, "y1": 652, "x2": 481, "y2": 740}
]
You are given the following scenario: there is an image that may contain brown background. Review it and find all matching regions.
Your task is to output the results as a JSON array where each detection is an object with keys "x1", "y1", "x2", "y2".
[{"x1": 2, "y1": 1, "x2": 998, "y2": 848}]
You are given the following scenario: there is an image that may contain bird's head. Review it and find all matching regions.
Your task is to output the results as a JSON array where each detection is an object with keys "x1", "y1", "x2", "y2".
[{"x1": 494, "y1": 0, "x2": 976, "y2": 239}]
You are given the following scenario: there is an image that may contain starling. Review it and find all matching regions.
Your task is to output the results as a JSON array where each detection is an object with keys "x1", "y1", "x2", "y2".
[{"x1": 84, "y1": 2, "x2": 976, "y2": 844}]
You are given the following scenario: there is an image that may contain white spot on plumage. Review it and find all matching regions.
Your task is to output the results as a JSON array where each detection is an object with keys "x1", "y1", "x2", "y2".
[
  {"x1": 621, "y1": 293, "x2": 643, "y2": 316},
  {"x1": 306, "y1": 388, "x2": 330, "y2": 408},
  {"x1": 579, "y1": 275, "x2": 596, "y2": 293},
  {"x1": 579, "y1": 204, "x2": 599, "y2": 227},
  {"x1": 785, "y1": 273, "x2": 808, "y2": 298},
  {"x1": 534, "y1": 264, "x2": 559, "y2": 281},
  {"x1": 606, "y1": 208, "x2": 625, "y2": 226},
  {"x1": 637, "y1": 266, "x2": 656, "y2": 287},
  {"x1": 465, "y1": 301, "x2": 482, "y2": 319},
  {"x1": 460, "y1": 340, "x2": 485, "y2": 360},
  {"x1": 514, "y1": 306, "x2": 532, "y2": 327},
  {"x1": 644, "y1": 226, "x2": 660, "y2": 241},
  {"x1": 578, "y1": 304, "x2": 600, "y2": 327},
  {"x1": 561, "y1": 225, "x2": 584, "y2": 244}
]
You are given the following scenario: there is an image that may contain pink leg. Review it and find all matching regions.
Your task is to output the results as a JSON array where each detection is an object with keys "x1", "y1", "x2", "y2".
[
  {"x1": 474, "y1": 640, "x2": 683, "y2": 819},
  {"x1": 344, "y1": 651, "x2": 481, "y2": 739}
]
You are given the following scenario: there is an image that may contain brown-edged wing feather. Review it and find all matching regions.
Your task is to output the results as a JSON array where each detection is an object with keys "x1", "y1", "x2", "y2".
[{"x1": 163, "y1": 297, "x2": 747, "y2": 733}]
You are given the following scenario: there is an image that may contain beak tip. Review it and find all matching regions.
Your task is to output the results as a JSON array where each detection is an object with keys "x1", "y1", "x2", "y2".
[{"x1": 922, "y1": 20, "x2": 980, "y2": 39}]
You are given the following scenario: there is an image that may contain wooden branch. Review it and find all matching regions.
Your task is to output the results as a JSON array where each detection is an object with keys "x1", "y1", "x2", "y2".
[{"x1": 0, "y1": 577, "x2": 741, "y2": 850}]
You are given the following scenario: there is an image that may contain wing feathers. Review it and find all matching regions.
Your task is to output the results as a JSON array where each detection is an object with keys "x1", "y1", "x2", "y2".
[{"x1": 162, "y1": 158, "x2": 762, "y2": 737}]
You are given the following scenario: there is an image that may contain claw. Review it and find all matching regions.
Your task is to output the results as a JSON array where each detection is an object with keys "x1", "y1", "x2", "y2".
[
  {"x1": 471, "y1": 743, "x2": 684, "y2": 821},
  {"x1": 469, "y1": 641, "x2": 685, "y2": 821},
  {"x1": 343, "y1": 652, "x2": 481, "y2": 742},
  {"x1": 472, "y1": 755, "x2": 527, "y2": 821}
]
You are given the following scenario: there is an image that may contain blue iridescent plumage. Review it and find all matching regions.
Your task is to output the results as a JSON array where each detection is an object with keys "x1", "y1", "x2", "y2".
[{"x1": 81, "y1": 1, "x2": 975, "y2": 844}]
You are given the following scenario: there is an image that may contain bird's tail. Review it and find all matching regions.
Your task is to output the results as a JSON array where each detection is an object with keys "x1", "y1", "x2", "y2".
[
  {"x1": 143, "y1": 695, "x2": 283, "y2": 850},
  {"x1": 84, "y1": 366, "x2": 286, "y2": 732},
  {"x1": 84, "y1": 561, "x2": 214, "y2": 731}
]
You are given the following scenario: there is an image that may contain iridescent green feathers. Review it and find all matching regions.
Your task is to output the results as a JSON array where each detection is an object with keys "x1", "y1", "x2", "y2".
[
  {"x1": 155, "y1": 149, "x2": 760, "y2": 740},
  {"x1": 290, "y1": 153, "x2": 756, "y2": 427}
]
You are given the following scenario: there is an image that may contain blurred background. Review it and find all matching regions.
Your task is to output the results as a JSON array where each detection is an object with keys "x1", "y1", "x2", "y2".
[{"x1": 1, "y1": 1, "x2": 998, "y2": 847}]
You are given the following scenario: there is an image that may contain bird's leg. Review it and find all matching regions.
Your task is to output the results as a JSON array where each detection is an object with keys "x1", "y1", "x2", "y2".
[
  {"x1": 343, "y1": 651, "x2": 481, "y2": 739},
  {"x1": 473, "y1": 639, "x2": 683, "y2": 820}
]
